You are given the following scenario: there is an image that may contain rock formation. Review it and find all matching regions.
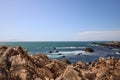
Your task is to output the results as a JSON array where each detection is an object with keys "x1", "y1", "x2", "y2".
[
  {"x1": 85, "y1": 48, "x2": 94, "y2": 52},
  {"x1": 0, "y1": 46, "x2": 120, "y2": 80},
  {"x1": 92, "y1": 41, "x2": 120, "y2": 48}
]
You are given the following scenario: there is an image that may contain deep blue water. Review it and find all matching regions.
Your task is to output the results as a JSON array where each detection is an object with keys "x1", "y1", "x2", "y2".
[{"x1": 0, "y1": 41, "x2": 120, "y2": 63}]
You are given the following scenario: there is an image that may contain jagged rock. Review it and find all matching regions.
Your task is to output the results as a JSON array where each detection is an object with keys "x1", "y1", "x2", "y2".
[
  {"x1": 40, "y1": 67, "x2": 54, "y2": 79},
  {"x1": 30, "y1": 54, "x2": 51, "y2": 67},
  {"x1": 84, "y1": 72, "x2": 96, "y2": 80},
  {"x1": 16, "y1": 46, "x2": 24, "y2": 54},
  {"x1": 0, "y1": 46, "x2": 120, "y2": 80},
  {"x1": 56, "y1": 66, "x2": 82, "y2": 80},
  {"x1": 85, "y1": 48, "x2": 94, "y2": 52},
  {"x1": 74, "y1": 61, "x2": 87, "y2": 70},
  {"x1": 0, "y1": 66, "x2": 7, "y2": 80},
  {"x1": 3, "y1": 47, "x2": 14, "y2": 57},
  {"x1": 96, "y1": 68, "x2": 120, "y2": 80},
  {"x1": 46, "y1": 59, "x2": 67, "y2": 79},
  {"x1": 0, "y1": 46, "x2": 7, "y2": 57},
  {"x1": 61, "y1": 57, "x2": 71, "y2": 64}
]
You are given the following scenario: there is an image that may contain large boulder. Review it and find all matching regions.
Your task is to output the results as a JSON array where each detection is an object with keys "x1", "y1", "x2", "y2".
[{"x1": 85, "y1": 48, "x2": 94, "y2": 52}]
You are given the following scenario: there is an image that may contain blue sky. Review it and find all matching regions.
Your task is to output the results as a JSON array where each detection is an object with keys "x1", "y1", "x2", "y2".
[{"x1": 0, "y1": 0, "x2": 120, "y2": 41}]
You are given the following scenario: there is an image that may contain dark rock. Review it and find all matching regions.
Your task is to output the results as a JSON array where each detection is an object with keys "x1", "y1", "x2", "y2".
[
  {"x1": 92, "y1": 41, "x2": 120, "y2": 48},
  {"x1": 85, "y1": 48, "x2": 94, "y2": 52},
  {"x1": 56, "y1": 50, "x2": 59, "y2": 53},
  {"x1": 49, "y1": 50, "x2": 59, "y2": 53},
  {"x1": 49, "y1": 51, "x2": 53, "y2": 53},
  {"x1": 53, "y1": 47, "x2": 56, "y2": 50},
  {"x1": 77, "y1": 53, "x2": 82, "y2": 55},
  {"x1": 58, "y1": 53, "x2": 62, "y2": 55}
]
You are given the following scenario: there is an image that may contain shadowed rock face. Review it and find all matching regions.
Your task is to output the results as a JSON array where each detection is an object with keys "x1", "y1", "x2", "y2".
[{"x1": 0, "y1": 46, "x2": 120, "y2": 80}]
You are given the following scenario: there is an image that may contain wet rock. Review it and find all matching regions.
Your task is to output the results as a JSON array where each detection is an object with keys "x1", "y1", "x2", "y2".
[
  {"x1": 49, "y1": 50, "x2": 59, "y2": 53},
  {"x1": 85, "y1": 48, "x2": 94, "y2": 52},
  {"x1": 49, "y1": 51, "x2": 53, "y2": 53},
  {"x1": 58, "y1": 53, "x2": 62, "y2": 55}
]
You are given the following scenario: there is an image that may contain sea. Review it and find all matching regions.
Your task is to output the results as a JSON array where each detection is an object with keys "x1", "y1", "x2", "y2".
[{"x1": 0, "y1": 41, "x2": 120, "y2": 63}]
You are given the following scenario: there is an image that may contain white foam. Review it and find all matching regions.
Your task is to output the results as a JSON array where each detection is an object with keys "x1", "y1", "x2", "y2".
[
  {"x1": 56, "y1": 47, "x2": 86, "y2": 49},
  {"x1": 47, "y1": 54, "x2": 63, "y2": 58},
  {"x1": 58, "y1": 50, "x2": 92, "y2": 56},
  {"x1": 116, "y1": 52, "x2": 120, "y2": 55}
]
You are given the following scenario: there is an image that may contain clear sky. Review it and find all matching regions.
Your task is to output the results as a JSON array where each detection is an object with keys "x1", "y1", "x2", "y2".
[{"x1": 0, "y1": 0, "x2": 120, "y2": 41}]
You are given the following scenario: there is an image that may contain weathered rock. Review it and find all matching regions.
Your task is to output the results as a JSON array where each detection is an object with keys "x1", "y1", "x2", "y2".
[
  {"x1": 0, "y1": 46, "x2": 7, "y2": 57},
  {"x1": 3, "y1": 47, "x2": 14, "y2": 57},
  {"x1": 84, "y1": 72, "x2": 96, "y2": 80},
  {"x1": 74, "y1": 61, "x2": 87, "y2": 70},
  {"x1": 61, "y1": 57, "x2": 71, "y2": 64},
  {"x1": 0, "y1": 66, "x2": 7, "y2": 80},
  {"x1": 46, "y1": 59, "x2": 67, "y2": 79},
  {"x1": 56, "y1": 66, "x2": 82, "y2": 80},
  {"x1": 0, "y1": 46, "x2": 7, "y2": 50},
  {"x1": 0, "y1": 46, "x2": 120, "y2": 80},
  {"x1": 40, "y1": 67, "x2": 54, "y2": 79},
  {"x1": 96, "y1": 68, "x2": 120, "y2": 80}
]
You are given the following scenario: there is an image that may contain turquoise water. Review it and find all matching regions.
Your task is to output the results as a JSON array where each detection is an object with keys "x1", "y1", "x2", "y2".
[{"x1": 0, "y1": 41, "x2": 120, "y2": 63}]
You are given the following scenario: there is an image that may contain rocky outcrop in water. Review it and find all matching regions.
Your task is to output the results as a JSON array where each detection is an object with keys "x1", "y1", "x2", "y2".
[
  {"x1": 92, "y1": 41, "x2": 120, "y2": 48},
  {"x1": 85, "y1": 48, "x2": 94, "y2": 52},
  {"x1": 0, "y1": 46, "x2": 120, "y2": 80}
]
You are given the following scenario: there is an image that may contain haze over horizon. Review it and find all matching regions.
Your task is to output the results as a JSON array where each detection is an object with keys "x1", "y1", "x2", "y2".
[{"x1": 0, "y1": 0, "x2": 120, "y2": 41}]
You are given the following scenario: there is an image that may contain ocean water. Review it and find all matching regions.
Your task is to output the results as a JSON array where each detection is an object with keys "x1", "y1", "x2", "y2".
[{"x1": 0, "y1": 41, "x2": 120, "y2": 63}]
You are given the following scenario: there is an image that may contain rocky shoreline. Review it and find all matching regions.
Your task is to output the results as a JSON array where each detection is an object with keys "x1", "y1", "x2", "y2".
[
  {"x1": 92, "y1": 41, "x2": 120, "y2": 48},
  {"x1": 0, "y1": 46, "x2": 120, "y2": 80}
]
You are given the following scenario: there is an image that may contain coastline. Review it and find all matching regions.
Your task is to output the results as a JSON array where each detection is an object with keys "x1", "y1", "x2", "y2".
[
  {"x1": 0, "y1": 41, "x2": 120, "y2": 63},
  {"x1": 0, "y1": 45, "x2": 120, "y2": 80}
]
